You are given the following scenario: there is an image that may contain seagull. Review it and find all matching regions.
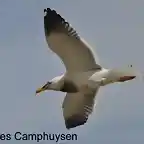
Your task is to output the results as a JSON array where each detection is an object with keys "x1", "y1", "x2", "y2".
[{"x1": 36, "y1": 8, "x2": 137, "y2": 129}]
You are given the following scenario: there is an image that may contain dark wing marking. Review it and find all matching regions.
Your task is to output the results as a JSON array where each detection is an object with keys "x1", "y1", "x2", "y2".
[
  {"x1": 62, "y1": 88, "x2": 99, "y2": 129},
  {"x1": 60, "y1": 80, "x2": 79, "y2": 93},
  {"x1": 44, "y1": 8, "x2": 80, "y2": 40}
]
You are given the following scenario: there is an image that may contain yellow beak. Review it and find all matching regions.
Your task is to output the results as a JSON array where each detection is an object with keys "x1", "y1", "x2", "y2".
[{"x1": 36, "y1": 87, "x2": 45, "y2": 95}]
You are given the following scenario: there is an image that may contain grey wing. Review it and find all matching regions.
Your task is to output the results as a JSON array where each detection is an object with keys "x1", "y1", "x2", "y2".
[
  {"x1": 44, "y1": 8, "x2": 101, "y2": 72},
  {"x1": 62, "y1": 88, "x2": 99, "y2": 129}
]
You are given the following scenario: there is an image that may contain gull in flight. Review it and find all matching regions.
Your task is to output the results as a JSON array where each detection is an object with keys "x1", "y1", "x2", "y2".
[{"x1": 36, "y1": 8, "x2": 137, "y2": 129}]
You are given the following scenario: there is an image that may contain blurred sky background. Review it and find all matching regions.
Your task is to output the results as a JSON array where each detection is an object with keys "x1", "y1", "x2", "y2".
[{"x1": 0, "y1": 0, "x2": 144, "y2": 143}]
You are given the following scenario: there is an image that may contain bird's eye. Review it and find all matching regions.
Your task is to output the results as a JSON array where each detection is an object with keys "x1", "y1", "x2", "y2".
[
  {"x1": 42, "y1": 82, "x2": 51, "y2": 89},
  {"x1": 47, "y1": 81, "x2": 52, "y2": 85}
]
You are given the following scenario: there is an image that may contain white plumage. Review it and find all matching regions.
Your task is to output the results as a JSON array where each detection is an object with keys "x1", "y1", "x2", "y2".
[
  {"x1": 36, "y1": 8, "x2": 137, "y2": 129},
  {"x1": 44, "y1": 8, "x2": 102, "y2": 129}
]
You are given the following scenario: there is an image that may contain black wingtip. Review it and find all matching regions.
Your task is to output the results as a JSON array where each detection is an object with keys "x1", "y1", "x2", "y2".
[
  {"x1": 44, "y1": 8, "x2": 80, "y2": 39},
  {"x1": 65, "y1": 115, "x2": 88, "y2": 129},
  {"x1": 44, "y1": 8, "x2": 53, "y2": 13},
  {"x1": 44, "y1": 8, "x2": 64, "y2": 36}
]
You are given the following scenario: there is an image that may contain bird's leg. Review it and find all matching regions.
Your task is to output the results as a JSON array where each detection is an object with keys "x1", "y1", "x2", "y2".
[{"x1": 99, "y1": 78, "x2": 115, "y2": 86}]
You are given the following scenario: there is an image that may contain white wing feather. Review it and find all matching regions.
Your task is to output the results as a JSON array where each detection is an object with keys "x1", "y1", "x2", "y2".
[{"x1": 44, "y1": 8, "x2": 101, "y2": 72}]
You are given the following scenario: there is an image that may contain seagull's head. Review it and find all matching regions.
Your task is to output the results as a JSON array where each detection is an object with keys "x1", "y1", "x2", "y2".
[
  {"x1": 36, "y1": 81, "x2": 53, "y2": 94},
  {"x1": 36, "y1": 76, "x2": 63, "y2": 95}
]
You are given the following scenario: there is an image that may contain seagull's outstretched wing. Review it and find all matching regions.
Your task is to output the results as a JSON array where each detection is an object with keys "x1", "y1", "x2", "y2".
[
  {"x1": 62, "y1": 88, "x2": 99, "y2": 129},
  {"x1": 44, "y1": 8, "x2": 101, "y2": 72}
]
